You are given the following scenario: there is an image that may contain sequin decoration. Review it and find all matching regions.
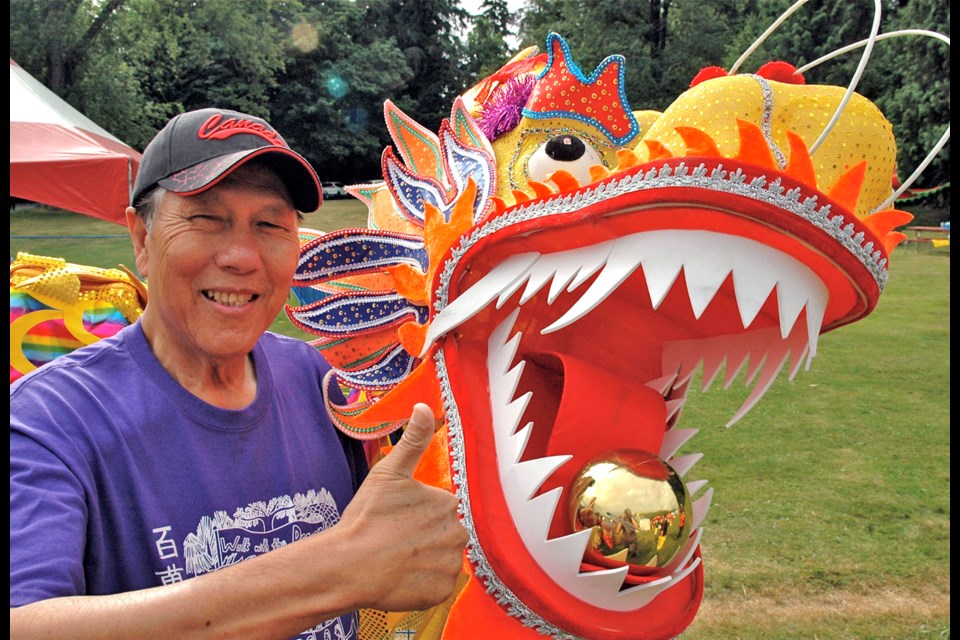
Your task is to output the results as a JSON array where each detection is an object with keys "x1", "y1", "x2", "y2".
[
  {"x1": 295, "y1": 228, "x2": 428, "y2": 285},
  {"x1": 523, "y1": 33, "x2": 640, "y2": 146}
]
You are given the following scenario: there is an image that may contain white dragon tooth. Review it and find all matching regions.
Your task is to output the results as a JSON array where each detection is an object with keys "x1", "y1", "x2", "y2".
[
  {"x1": 690, "y1": 487, "x2": 714, "y2": 531},
  {"x1": 662, "y1": 527, "x2": 703, "y2": 574},
  {"x1": 615, "y1": 560, "x2": 698, "y2": 607},
  {"x1": 743, "y1": 345, "x2": 769, "y2": 386},
  {"x1": 564, "y1": 240, "x2": 614, "y2": 292},
  {"x1": 776, "y1": 283, "x2": 808, "y2": 340},
  {"x1": 645, "y1": 373, "x2": 679, "y2": 395},
  {"x1": 494, "y1": 392, "x2": 532, "y2": 449},
  {"x1": 513, "y1": 487, "x2": 564, "y2": 546},
  {"x1": 726, "y1": 343, "x2": 791, "y2": 427},
  {"x1": 571, "y1": 565, "x2": 635, "y2": 601},
  {"x1": 547, "y1": 257, "x2": 587, "y2": 303},
  {"x1": 668, "y1": 453, "x2": 702, "y2": 477},
  {"x1": 641, "y1": 254, "x2": 684, "y2": 310},
  {"x1": 805, "y1": 291, "x2": 827, "y2": 363},
  {"x1": 787, "y1": 330, "x2": 810, "y2": 381},
  {"x1": 503, "y1": 455, "x2": 572, "y2": 502},
  {"x1": 732, "y1": 263, "x2": 778, "y2": 329},
  {"x1": 665, "y1": 398, "x2": 686, "y2": 423},
  {"x1": 538, "y1": 529, "x2": 594, "y2": 577},
  {"x1": 723, "y1": 344, "x2": 751, "y2": 389},
  {"x1": 542, "y1": 238, "x2": 644, "y2": 334},
  {"x1": 682, "y1": 261, "x2": 732, "y2": 319},
  {"x1": 422, "y1": 253, "x2": 538, "y2": 356},
  {"x1": 775, "y1": 264, "x2": 828, "y2": 339},
  {"x1": 519, "y1": 255, "x2": 563, "y2": 305},
  {"x1": 699, "y1": 341, "x2": 728, "y2": 391},
  {"x1": 487, "y1": 309, "x2": 521, "y2": 370},
  {"x1": 660, "y1": 428, "x2": 698, "y2": 460},
  {"x1": 496, "y1": 271, "x2": 529, "y2": 308},
  {"x1": 685, "y1": 479, "x2": 708, "y2": 496},
  {"x1": 661, "y1": 342, "x2": 700, "y2": 390},
  {"x1": 503, "y1": 422, "x2": 535, "y2": 467},
  {"x1": 497, "y1": 358, "x2": 527, "y2": 406}
]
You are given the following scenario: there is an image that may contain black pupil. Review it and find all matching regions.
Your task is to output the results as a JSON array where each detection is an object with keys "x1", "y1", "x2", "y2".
[{"x1": 545, "y1": 135, "x2": 586, "y2": 161}]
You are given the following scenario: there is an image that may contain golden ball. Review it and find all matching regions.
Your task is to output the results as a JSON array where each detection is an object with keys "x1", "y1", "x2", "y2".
[{"x1": 570, "y1": 450, "x2": 692, "y2": 571}]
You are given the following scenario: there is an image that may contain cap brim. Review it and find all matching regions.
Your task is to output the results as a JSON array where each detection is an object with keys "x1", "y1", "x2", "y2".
[{"x1": 157, "y1": 147, "x2": 322, "y2": 212}]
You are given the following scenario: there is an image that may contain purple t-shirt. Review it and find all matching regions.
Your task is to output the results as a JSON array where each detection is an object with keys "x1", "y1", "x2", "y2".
[{"x1": 10, "y1": 321, "x2": 368, "y2": 639}]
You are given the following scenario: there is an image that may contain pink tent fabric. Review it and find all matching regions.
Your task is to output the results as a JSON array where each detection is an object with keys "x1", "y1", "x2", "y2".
[{"x1": 9, "y1": 59, "x2": 142, "y2": 225}]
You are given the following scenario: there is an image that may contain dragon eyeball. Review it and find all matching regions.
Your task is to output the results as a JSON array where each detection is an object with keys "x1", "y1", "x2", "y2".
[
  {"x1": 570, "y1": 450, "x2": 692, "y2": 571},
  {"x1": 527, "y1": 134, "x2": 602, "y2": 186}
]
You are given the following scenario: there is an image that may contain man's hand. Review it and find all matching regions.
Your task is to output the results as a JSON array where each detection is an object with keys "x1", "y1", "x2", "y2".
[{"x1": 340, "y1": 403, "x2": 468, "y2": 611}]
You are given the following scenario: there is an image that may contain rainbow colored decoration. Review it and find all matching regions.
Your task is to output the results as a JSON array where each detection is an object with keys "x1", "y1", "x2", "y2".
[{"x1": 10, "y1": 252, "x2": 147, "y2": 383}]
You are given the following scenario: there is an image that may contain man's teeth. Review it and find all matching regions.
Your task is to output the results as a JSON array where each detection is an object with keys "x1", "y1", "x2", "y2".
[
  {"x1": 205, "y1": 291, "x2": 254, "y2": 306},
  {"x1": 423, "y1": 230, "x2": 827, "y2": 359},
  {"x1": 487, "y1": 311, "x2": 711, "y2": 610}
]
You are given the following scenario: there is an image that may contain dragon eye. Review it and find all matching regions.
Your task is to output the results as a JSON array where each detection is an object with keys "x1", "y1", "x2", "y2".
[{"x1": 527, "y1": 135, "x2": 602, "y2": 186}]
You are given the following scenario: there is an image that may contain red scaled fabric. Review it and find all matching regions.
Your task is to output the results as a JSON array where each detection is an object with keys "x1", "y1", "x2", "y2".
[{"x1": 9, "y1": 59, "x2": 142, "y2": 225}]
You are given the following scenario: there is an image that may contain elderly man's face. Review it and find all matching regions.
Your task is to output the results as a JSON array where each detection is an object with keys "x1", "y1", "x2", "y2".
[{"x1": 134, "y1": 162, "x2": 301, "y2": 364}]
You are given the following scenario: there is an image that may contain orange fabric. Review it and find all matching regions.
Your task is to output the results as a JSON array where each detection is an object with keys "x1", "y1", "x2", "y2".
[
  {"x1": 360, "y1": 358, "x2": 443, "y2": 422},
  {"x1": 734, "y1": 119, "x2": 775, "y2": 168},
  {"x1": 441, "y1": 575, "x2": 541, "y2": 639},
  {"x1": 827, "y1": 160, "x2": 867, "y2": 216},
  {"x1": 784, "y1": 131, "x2": 817, "y2": 187},
  {"x1": 616, "y1": 147, "x2": 643, "y2": 170},
  {"x1": 548, "y1": 169, "x2": 580, "y2": 191},
  {"x1": 643, "y1": 139, "x2": 673, "y2": 161},
  {"x1": 674, "y1": 126, "x2": 721, "y2": 157}
]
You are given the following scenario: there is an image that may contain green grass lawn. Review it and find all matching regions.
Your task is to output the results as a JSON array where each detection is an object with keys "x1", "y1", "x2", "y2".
[{"x1": 10, "y1": 203, "x2": 950, "y2": 638}]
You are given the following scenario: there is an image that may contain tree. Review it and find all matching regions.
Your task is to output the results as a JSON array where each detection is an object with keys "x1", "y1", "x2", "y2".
[
  {"x1": 367, "y1": 0, "x2": 471, "y2": 130},
  {"x1": 464, "y1": 0, "x2": 514, "y2": 81},
  {"x1": 268, "y1": 0, "x2": 414, "y2": 181},
  {"x1": 9, "y1": 0, "x2": 126, "y2": 95}
]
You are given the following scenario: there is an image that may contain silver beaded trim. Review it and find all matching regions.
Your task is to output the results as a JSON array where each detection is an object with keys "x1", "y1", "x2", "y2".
[
  {"x1": 436, "y1": 347, "x2": 581, "y2": 639},
  {"x1": 747, "y1": 74, "x2": 788, "y2": 170}
]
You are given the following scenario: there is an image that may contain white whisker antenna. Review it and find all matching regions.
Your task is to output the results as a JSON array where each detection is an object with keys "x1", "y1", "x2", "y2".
[
  {"x1": 728, "y1": 0, "x2": 882, "y2": 156},
  {"x1": 794, "y1": 29, "x2": 951, "y2": 212},
  {"x1": 729, "y1": 0, "x2": 949, "y2": 214}
]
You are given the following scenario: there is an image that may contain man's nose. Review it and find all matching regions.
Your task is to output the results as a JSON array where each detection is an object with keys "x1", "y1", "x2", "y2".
[{"x1": 214, "y1": 227, "x2": 263, "y2": 272}]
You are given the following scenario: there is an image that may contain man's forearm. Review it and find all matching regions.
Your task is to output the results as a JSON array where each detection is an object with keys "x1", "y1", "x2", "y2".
[{"x1": 10, "y1": 525, "x2": 363, "y2": 640}]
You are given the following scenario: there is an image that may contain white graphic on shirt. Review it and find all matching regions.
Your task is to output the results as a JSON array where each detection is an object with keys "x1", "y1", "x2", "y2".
[
  {"x1": 174, "y1": 488, "x2": 353, "y2": 640},
  {"x1": 152, "y1": 525, "x2": 178, "y2": 559}
]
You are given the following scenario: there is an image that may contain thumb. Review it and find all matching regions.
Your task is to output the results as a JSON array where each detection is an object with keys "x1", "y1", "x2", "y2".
[{"x1": 378, "y1": 402, "x2": 436, "y2": 477}]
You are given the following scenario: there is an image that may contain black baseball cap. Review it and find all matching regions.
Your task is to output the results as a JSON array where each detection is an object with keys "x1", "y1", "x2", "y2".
[{"x1": 132, "y1": 108, "x2": 322, "y2": 212}]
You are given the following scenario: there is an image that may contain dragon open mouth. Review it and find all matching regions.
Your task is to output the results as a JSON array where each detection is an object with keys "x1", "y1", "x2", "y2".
[{"x1": 418, "y1": 159, "x2": 882, "y2": 636}]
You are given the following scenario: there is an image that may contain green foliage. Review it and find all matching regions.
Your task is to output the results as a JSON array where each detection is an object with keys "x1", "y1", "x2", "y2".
[
  {"x1": 373, "y1": 0, "x2": 471, "y2": 131},
  {"x1": 268, "y1": 0, "x2": 414, "y2": 181},
  {"x1": 465, "y1": 0, "x2": 513, "y2": 80}
]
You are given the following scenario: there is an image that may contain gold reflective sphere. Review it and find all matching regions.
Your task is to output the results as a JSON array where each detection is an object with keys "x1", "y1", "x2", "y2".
[{"x1": 570, "y1": 450, "x2": 692, "y2": 571}]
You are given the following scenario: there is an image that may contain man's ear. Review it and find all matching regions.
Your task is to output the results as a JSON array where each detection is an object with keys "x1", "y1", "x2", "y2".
[{"x1": 125, "y1": 206, "x2": 149, "y2": 279}]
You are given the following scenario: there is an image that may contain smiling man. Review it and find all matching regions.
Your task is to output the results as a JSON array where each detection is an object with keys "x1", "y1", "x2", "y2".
[{"x1": 10, "y1": 108, "x2": 467, "y2": 640}]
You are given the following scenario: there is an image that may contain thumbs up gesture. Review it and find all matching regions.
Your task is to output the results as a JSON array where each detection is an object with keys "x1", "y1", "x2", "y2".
[{"x1": 339, "y1": 403, "x2": 468, "y2": 611}]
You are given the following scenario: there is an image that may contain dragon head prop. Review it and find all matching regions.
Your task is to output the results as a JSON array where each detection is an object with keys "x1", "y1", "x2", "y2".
[{"x1": 287, "y1": 30, "x2": 920, "y2": 640}]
